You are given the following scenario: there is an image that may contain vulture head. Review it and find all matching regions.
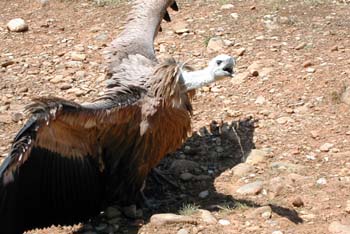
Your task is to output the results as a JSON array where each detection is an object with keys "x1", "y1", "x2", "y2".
[
  {"x1": 208, "y1": 54, "x2": 236, "y2": 79},
  {"x1": 181, "y1": 54, "x2": 236, "y2": 91}
]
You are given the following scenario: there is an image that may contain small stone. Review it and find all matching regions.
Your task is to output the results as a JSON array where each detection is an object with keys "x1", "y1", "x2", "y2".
[
  {"x1": 246, "y1": 149, "x2": 267, "y2": 165},
  {"x1": 150, "y1": 213, "x2": 196, "y2": 226},
  {"x1": 220, "y1": 4, "x2": 234, "y2": 10},
  {"x1": 276, "y1": 117, "x2": 294, "y2": 124},
  {"x1": 320, "y1": 143, "x2": 334, "y2": 152},
  {"x1": 232, "y1": 163, "x2": 255, "y2": 177},
  {"x1": 60, "y1": 83, "x2": 72, "y2": 90},
  {"x1": 236, "y1": 181, "x2": 263, "y2": 195},
  {"x1": 331, "y1": 45, "x2": 339, "y2": 52},
  {"x1": 18, "y1": 87, "x2": 28, "y2": 93},
  {"x1": 310, "y1": 130, "x2": 319, "y2": 138},
  {"x1": 291, "y1": 196, "x2": 304, "y2": 207},
  {"x1": 173, "y1": 22, "x2": 190, "y2": 34},
  {"x1": 342, "y1": 86, "x2": 350, "y2": 105},
  {"x1": 218, "y1": 219, "x2": 230, "y2": 225},
  {"x1": 207, "y1": 37, "x2": 225, "y2": 53},
  {"x1": 302, "y1": 60, "x2": 313, "y2": 68},
  {"x1": 316, "y1": 177, "x2": 327, "y2": 185},
  {"x1": 247, "y1": 206, "x2": 272, "y2": 219},
  {"x1": 1, "y1": 60, "x2": 15, "y2": 68},
  {"x1": 306, "y1": 67, "x2": 316, "y2": 73},
  {"x1": 230, "y1": 13, "x2": 239, "y2": 20},
  {"x1": 71, "y1": 52, "x2": 86, "y2": 61},
  {"x1": 0, "y1": 114, "x2": 12, "y2": 124},
  {"x1": 12, "y1": 112, "x2": 24, "y2": 123},
  {"x1": 198, "y1": 190, "x2": 209, "y2": 198},
  {"x1": 199, "y1": 209, "x2": 217, "y2": 224},
  {"x1": 295, "y1": 42, "x2": 306, "y2": 50},
  {"x1": 50, "y1": 75, "x2": 65, "y2": 84},
  {"x1": 272, "y1": 231, "x2": 284, "y2": 234},
  {"x1": 177, "y1": 228, "x2": 189, "y2": 234},
  {"x1": 180, "y1": 172, "x2": 193, "y2": 181},
  {"x1": 255, "y1": 96, "x2": 266, "y2": 105},
  {"x1": 234, "y1": 47, "x2": 246, "y2": 56},
  {"x1": 7, "y1": 18, "x2": 29, "y2": 32},
  {"x1": 345, "y1": 200, "x2": 350, "y2": 214},
  {"x1": 329, "y1": 221, "x2": 350, "y2": 234}
]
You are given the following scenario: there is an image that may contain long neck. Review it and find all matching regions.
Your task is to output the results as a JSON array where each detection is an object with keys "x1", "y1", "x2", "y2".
[
  {"x1": 114, "y1": 0, "x2": 170, "y2": 57},
  {"x1": 182, "y1": 68, "x2": 215, "y2": 91}
]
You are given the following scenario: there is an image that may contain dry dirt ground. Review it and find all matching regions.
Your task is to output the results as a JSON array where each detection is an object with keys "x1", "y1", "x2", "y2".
[{"x1": 1, "y1": 0, "x2": 350, "y2": 233}]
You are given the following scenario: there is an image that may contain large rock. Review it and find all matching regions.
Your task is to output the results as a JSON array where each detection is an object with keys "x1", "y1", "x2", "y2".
[
  {"x1": 150, "y1": 213, "x2": 197, "y2": 226},
  {"x1": 236, "y1": 181, "x2": 263, "y2": 195},
  {"x1": 246, "y1": 149, "x2": 267, "y2": 165},
  {"x1": 7, "y1": 18, "x2": 28, "y2": 32},
  {"x1": 232, "y1": 163, "x2": 255, "y2": 177},
  {"x1": 207, "y1": 37, "x2": 225, "y2": 53}
]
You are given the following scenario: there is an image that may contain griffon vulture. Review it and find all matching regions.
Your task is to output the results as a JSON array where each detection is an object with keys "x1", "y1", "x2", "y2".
[{"x1": 0, "y1": 0, "x2": 236, "y2": 233}]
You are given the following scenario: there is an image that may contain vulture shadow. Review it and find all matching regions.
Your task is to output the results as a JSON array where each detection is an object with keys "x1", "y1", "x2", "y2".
[{"x1": 77, "y1": 118, "x2": 302, "y2": 233}]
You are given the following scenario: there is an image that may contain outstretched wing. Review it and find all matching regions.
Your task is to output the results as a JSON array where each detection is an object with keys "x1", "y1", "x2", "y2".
[
  {"x1": 0, "y1": 93, "x2": 143, "y2": 233},
  {"x1": 105, "y1": 0, "x2": 179, "y2": 75}
]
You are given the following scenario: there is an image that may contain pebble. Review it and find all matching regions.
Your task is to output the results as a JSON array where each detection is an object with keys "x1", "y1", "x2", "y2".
[
  {"x1": 302, "y1": 60, "x2": 313, "y2": 68},
  {"x1": 71, "y1": 52, "x2": 86, "y2": 61},
  {"x1": 218, "y1": 219, "x2": 230, "y2": 225},
  {"x1": 12, "y1": 112, "x2": 24, "y2": 123},
  {"x1": 234, "y1": 47, "x2": 246, "y2": 56},
  {"x1": 199, "y1": 209, "x2": 217, "y2": 224},
  {"x1": 236, "y1": 181, "x2": 263, "y2": 195},
  {"x1": 232, "y1": 163, "x2": 255, "y2": 177},
  {"x1": 198, "y1": 190, "x2": 209, "y2": 198},
  {"x1": 345, "y1": 200, "x2": 350, "y2": 214},
  {"x1": 272, "y1": 231, "x2": 284, "y2": 234},
  {"x1": 247, "y1": 206, "x2": 272, "y2": 219},
  {"x1": 320, "y1": 143, "x2": 334, "y2": 152},
  {"x1": 60, "y1": 83, "x2": 72, "y2": 90},
  {"x1": 295, "y1": 42, "x2": 306, "y2": 50},
  {"x1": 291, "y1": 196, "x2": 304, "y2": 207},
  {"x1": 255, "y1": 96, "x2": 266, "y2": 105},
  {"x1": 306, "y1": 67, "x2": 316, "y2": 73},
  {"x1": 180, "y1": 172, "x2": 193, "y2": 181},
  {"x1": 246, "y1": 149, "x2": 267, "y2": 165},
  {"x1": 18, "y1": 87, "x2": 28, "y2": 93},
  {"x1": 207, "y1": 37, "x2": 225, "y2": 53},
  {"x1": 150, "y1": 213, "x2": 196, "y2": 226},
  {"x1": 177, "y1": 228, "x2": 189, "y2": 234},
  {"x1": 328, "y1": 221, "x2": 350, "y2": 234},
  {"x1": 316, "y1": 177, "x2": 327, "y2": 185},
  {"x1": 50, "y1": 75, "x2": 65, "y2": 84},
  {"x1": 230, "y1": 13, "x2": 239, "y2": 20},
  {"x1": 330, "y1": 45, "x2": 339, "y2": 52},
  {"x1": 276, "y1": 117, "x2": 294, "y2": 124},
  {"x1": 220, "y1": 4, "x2": 234, "y2": 10},
  {"x1": 342, "y1": 86, "x2": 350, "y2": 105},
  {"x1": 7, "y1": 18, "x2": 29, "y2": 32}
]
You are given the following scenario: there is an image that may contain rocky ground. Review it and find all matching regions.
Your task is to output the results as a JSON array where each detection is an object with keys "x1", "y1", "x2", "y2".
[{"x1": 1, "y1": 0, "x2": 350, "y2": 233}]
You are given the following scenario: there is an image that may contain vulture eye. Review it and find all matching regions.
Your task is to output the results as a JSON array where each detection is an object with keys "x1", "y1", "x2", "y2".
[{"x1": 216, "y1": 60, "x2": 223, "y2": 66}]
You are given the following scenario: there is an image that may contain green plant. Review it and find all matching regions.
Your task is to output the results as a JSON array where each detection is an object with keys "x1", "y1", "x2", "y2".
[{"x1": 179, "y1": 203, "x2": 200, "y2": 216}]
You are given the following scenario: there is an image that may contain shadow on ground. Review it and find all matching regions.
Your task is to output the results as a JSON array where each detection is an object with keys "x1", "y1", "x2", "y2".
[{"x1": 78, "y1": 118, "x2": 302, "y2": 233}]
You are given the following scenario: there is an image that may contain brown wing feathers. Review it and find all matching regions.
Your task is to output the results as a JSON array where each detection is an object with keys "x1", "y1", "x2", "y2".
[{"x1": 0, "y1": 0, "x2": 190, "y2": 233}]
